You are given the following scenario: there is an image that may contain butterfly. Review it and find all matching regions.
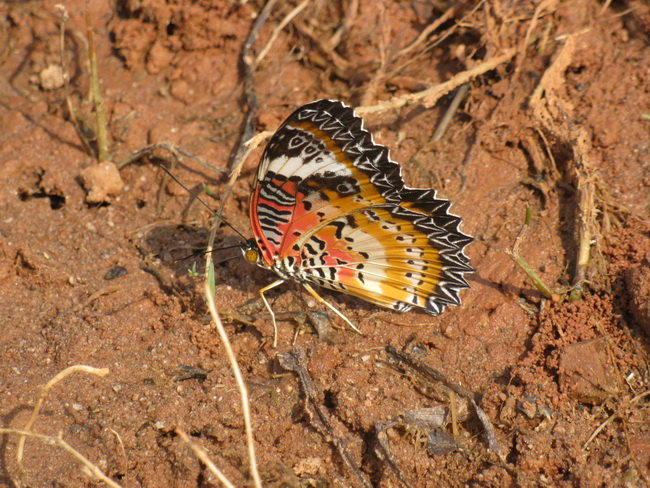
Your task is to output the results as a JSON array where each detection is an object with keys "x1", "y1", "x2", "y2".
[{"x1": 241, "y1": 99, "x2": 473, "y2": 345}]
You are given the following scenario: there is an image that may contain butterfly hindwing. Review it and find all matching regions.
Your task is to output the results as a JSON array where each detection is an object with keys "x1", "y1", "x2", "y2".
[{"x1": 294, "y1": 203, "x2": 471, "y2": 315}]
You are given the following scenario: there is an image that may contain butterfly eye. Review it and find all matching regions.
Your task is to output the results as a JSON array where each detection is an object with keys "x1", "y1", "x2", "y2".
[{"x1": 244, "y1": 248, "x2": 259, "y2": 264}]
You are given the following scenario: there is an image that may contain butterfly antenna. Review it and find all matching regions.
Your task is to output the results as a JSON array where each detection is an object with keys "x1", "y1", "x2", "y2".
[
  {"x1": 158, "y1": 164, "x2": 248, "y2": 242},
  {"x1": 176, "y1": 243, "x2": 244, "y2": 262}
]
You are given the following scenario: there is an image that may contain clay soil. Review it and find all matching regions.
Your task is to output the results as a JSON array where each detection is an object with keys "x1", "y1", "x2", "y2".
[{"x1": 1, "y1": 1, "x2": 650, "y2": 487}]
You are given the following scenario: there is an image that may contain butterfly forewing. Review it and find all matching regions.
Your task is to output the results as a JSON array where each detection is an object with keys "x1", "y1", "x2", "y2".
[
  {"x1": 249, "y1": 99, "x2": 472, "y2": 317},
  {"x1": 250, "y1": 100, "x2": 405, "y2": 263}
]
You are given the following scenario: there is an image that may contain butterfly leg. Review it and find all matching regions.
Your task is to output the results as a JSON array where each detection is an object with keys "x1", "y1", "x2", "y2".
[
  {"x1": 259, "y1": 279, "x2": 285, "y2": 347},
  {"x1": 302, "y1": 283, "x2": 363, "y2": 335}
]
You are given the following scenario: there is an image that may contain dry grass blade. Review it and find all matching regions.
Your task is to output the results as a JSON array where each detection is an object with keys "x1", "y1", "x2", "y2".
[
  {"x1": 204, "y1": 281, "x2": 262, "y2": 488},
  {"x1": 13, "y1": 365, "x2": 109, "y2": 484},
  {"x1": 55, "y1": 4, "x2": 93, "y2": 157},
  {"x1": 583, "y1": 389, "x2": 650, "y2": 449},
  {"x1": 507, "y1": 208, "x2": 556, "y2": 300},
  {"x1": 229, "y1": 130, "x2": 273, "y2": 189},
  {"x1": 176, "y1": 429, "x2": 235, "y2": 488},
  {"x1": 431, "y1": 83, "x2": 469, "y2": 142},
  {"x1": 2, "y1": 429, "x2": 122, "y2": 488}
]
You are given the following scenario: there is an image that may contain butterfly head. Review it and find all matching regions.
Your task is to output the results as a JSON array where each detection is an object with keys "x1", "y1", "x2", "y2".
[{"x1": 241, "y1": 238, "x2": 264, "y2": 267}]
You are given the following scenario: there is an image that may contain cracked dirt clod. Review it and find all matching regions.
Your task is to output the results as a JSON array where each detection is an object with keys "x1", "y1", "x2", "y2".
[
  {"x1": 626, "y1": 265, "x2": 650, "y2": 336},
  {"x1": 558, "y1": 338, "x2": 619, "y2": 405},
  {"x1": 79, "y1": 161, "x2": 124, "y2": 204}
]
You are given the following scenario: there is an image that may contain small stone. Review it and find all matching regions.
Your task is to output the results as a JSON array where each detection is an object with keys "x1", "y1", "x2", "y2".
[
  {"x1": 104, "y1": 265, "x2": 128, "y2": 280},
  {"x1": 170, "y1": 79, "x2": 194, "y2": 103},
  {"x1": 517, "y1": 397, "x2": 539, "y2": 419},
  {"x1": 79, "y1": 161, "x2": 124, "y2": 204},
  {"x1": 39, "y1": 65, "x2": 64, "y2": 90},
  {"x1": 146, "y1": 41, "x2": 173, "y2": 74}
]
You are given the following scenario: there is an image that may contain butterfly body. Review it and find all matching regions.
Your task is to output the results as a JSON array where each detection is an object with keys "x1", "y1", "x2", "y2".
[{"x1": 243, "y1": 100, "x2": 472, "y2": 340}]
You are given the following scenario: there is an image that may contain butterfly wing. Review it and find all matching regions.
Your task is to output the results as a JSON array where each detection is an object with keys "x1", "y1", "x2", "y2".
[
  {"x1": 249, "y1": 99, "x2": 472, "y2": 314},
  {"x1": 294, "y1": 201, "x2": 472, "y2": 315},
  {"x1": 250, "y1": 99, "x2": 405, "y2": 265}
]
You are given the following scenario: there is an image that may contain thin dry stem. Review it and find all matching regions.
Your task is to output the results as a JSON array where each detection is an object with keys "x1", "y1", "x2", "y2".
[
  {"x1": 2, "y1": 429, "x2": 122, "y2": 488},
  {"x1": 256, "y1": 0, "x2": 310, "y2": 65},
  {"x1": 17, "y1": 365, "x2": 110, "y2": 471},
  {"x1": 449, "y1": 390, "x2": 459, "y2": 438},
  {"x1": 356, "y1": 49, "x2": 515, "y2": 116},
  {"x1": 176, "y1": 429, "x2": 235, "y2": 488},
  {"x1": 583, "y1": 389, "x2": 650, "y2": 449},
  {"x1": 515, "y1": 0, "x2": 558, "y2": 79},
  {"x1": 85, "y1": 3, "x2": 108, "y2": 162},
  {"x1": 327, "y1": 0, "x2": 358, "y2": 49},
  {"x1": 73, "y1": 285, "x2": 122, "y2": 312},
  {"x1": 109, "y1": 428, "x2": 128, "y2": 478},
  {"x1": 396, "y1": 7, "x2": 455, "y2": 60},
  {"x1": 529, "y1": 35, "x2": 607, "y2": 293},
  {"x1": 229, "y1": 130, "x2": 273, "y2": 189},
  {"x1": 574, "y1": 174, "x2": 596, "y2": 290},
  {"x1": 360, "y1": 1, "x2": 390, "y2": 107},
  {"x1": 507, "y1": 210, "x2": 556, "y2": 300},
  {"x1": 205, "y1": 130, "x2": 272, "y2": 258},
  {"x1": 55, "y1": 4, "x2": 93, "y2": 156},
  {"x1": 204, "y1": 282, "x2": 262, "y2": 488}
]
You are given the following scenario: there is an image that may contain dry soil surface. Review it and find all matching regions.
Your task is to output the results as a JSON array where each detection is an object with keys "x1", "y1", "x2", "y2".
[{"x1": 1, "y1": 1, "x2": 650, "y2": 487}]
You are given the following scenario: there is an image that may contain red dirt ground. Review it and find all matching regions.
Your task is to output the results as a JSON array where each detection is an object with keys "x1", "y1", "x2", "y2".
[{"x1": 1, "y1": 1, "x2": 649, "y2": 487}]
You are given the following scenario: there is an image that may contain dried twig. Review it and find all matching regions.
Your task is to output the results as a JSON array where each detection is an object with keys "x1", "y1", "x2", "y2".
[
  {"x1": 583, "y1": 389, "x2": 650, "y2": 449},
  {"x1": 293, "y1": 17, "x2": 351, "y2": 77},
  {"x1": 356, "y1": 49, "x2": 515, "y2": 116},
  {"x1": 55, "y1": 4, "x2": 93, "y2": 156},
  {"x1": 514, "y1": 0, "x2": 558, "y2": 81},
  {"x1": 278, "y1": 348, "x2": 372, "y2": 488},
  {"x1": 360, "y1": 2, "x2": 389, "y2": 106},
  {"x1": 327, "y1": 0, "x2": 358, "y2": 50},
  {"x1": 374, "y1": 422, "x2": 415, "y2": 488},
  {"x1": 235, "y1": 0, "x2": 278, "y2": 166},
  {"x1": 431, "y1": 83, "x2": 469, "y2": 142},
  {"x1": 84, "y1": 3, "x2": 108, "y2": 162},
  {"x1": 396, "y1": 7, "x2": 456, "y2": 60},
  {"x1": 385, "y1": 346, "x2": 505, "y2": 460},
  {"x1": 529, "y1": 35, "x2": 605, "y2": 296},
  {"x1": 210, "y1": 0, "x2": 279, "y2": 256}
]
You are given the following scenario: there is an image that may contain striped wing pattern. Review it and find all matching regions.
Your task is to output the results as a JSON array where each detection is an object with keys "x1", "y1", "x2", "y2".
[{"x1": 249, "y1": 99, "x2": 472, "y2": 316}]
